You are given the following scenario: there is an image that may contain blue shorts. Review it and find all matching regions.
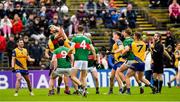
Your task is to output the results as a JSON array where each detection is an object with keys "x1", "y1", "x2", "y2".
[
  {"x1": 131, "y1": 63, "x2": 145, "y2": 72},
  {"x1": 113, "y1": 62, "x2": 124, "y2": 71},
  {"x1": 15, "y1": 70, "x2": 29, "y2": 76}
]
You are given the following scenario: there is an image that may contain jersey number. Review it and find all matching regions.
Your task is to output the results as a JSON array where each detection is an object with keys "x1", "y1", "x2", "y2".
[
  {"x1": 61, "y1": 51, "x2": 67, "y2": 58},
  {"x1": 137, "y1": 45, "x2": 143, "y2": 52},
  {"x1": 80, "y1": 40, "x2": 87, "y2": 49}
]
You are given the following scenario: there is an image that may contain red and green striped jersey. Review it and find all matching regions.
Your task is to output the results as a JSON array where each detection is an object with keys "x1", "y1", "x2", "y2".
[
  {"x1": 88, "y1": 47, "x2": 98, "y2": 67},
  {"x1": 53, "y1": 46, "x2": 71, "y2": 68},
  {"x1": 71, "y1": 35, "x2": 92, "y2": 61}
]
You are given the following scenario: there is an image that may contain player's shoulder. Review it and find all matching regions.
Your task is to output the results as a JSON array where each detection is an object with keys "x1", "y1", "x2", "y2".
[
  {"x1": 62, "y1": 46, "x2": 69, "y2": 50},
  {"x1": 116, "y1": 39, "x2": 123, "y2": 46}
]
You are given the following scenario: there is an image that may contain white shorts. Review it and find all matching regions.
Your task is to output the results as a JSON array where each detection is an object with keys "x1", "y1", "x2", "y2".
[
  {"x1": 87, "y1": 67, "x2": 97, "y2": 73},
  {"x1": 73, "y1": 60, "x2": 88, "y2": 70},
  {"x1": 52, "y1": 68, "x2": 71, "y2": 78}
]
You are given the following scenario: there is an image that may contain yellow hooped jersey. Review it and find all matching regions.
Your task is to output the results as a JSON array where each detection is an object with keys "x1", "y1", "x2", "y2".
[
  {"x1": 131, "y1": 41, "x2": 146, "y2": 62},
  {"x1": 174, "y1": 50, "x2": 180, "y2": 68},
  {"x1": 48, "y1": 38, "x2": 71, "y2": 52},
  {"x1": 112, "y1": 40, "x2": 125, "y2": 62},
  {"x1": 12, "y1": 48, "x2": 28, "y2": 70}
]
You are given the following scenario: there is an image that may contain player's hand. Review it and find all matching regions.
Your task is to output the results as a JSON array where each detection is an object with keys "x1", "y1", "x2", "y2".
[
  {"x1": 31, "y1": 58, "x2": 35, "y2": 62},
  {"x1": 106, "y1": 51, "x2": 114, "y2": 55}
]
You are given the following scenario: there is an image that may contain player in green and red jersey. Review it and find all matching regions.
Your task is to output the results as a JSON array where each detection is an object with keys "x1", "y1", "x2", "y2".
[
  {"x1": 48, "y1": 39, "x2": 83, "y2": 96},
  {"x1": 68, "y1": 25, "x2": 96, "y2": 97},
  {"x1": 45, "y1": 25, "x2": 71, "y2": 95}
]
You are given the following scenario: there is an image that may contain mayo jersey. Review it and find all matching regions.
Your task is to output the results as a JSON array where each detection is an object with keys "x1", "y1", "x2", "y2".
[
  {"x1": 71, "y1": 34, "x2": 92, "y2": 61},
  {"x1": 12, "y1": 48, "x2": 28, "y2": 70},
  {"x1": 112, "y1": 40, "x2": 125, "y2": 62},
  {"x1": 53, "y1": 46, "x2": 71, "y2": 68},
  {"x1": 131, "y1": 41, "x2": 146, "y2": 62},
  {"x1": 123, "y1": 37, "x2": 134, "y2": 60},
  {"x1": 88, "y1": 47, "x2": 98, "y2": 67}
]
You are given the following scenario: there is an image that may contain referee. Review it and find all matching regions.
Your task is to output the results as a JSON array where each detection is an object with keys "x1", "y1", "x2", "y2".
[{"x1": 152, "y1": 33, "x2": 164, "y2": 93}]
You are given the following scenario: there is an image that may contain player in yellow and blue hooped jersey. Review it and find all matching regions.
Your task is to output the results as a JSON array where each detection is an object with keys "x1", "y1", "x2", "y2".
[
  {"x1": 11, "y1": 39, "x2": 35, "y2": 96},
  {"x1": 122, "y1": 32, "x2": 156, "y2": 94},
  {"x1": 108, "y1": 31, "x2": 125, "y2": 94}
]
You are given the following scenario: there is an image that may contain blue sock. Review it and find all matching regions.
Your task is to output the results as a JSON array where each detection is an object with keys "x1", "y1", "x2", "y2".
[
  {"x1": 127, "y1": 88, "x2": 130, "y2": 93},
  {"x1": 119, "y1": 88, "x2": 122, "y2": 92}
]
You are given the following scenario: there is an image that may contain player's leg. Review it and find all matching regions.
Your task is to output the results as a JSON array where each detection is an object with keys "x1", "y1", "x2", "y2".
[
  {"x1": 167, "y1": 76, "x2": 176, "y2": 88},
  {"x1": 116, "y1": 63, "x2": 128, "y2": 86},
  {"x1": 153, "y1": 72, "x2": 158, "y2": 92},
  {"x1": 80, "y1": 70, "x2": 88, "y2": 97},
  {"x1": 157, "y1": 73, "x2": 163, "y2": 93},
  {"x1": 70, "y1": 69, "x2": 84, "y2": 92},
  {"x1": 115, "y1": 70, "x2": 123, "y2": 93},
  {"x1": 176, "y1": 71, "x2": 180, "y2": 87},
  {"x1": 80, "y1": 70, "x2": 87, "y2": 90},
  {"x1": 124, "y1": 68, "x2": 135, "y2": 94},
  {"x1": 64, "y1": 75, "x2": 71, "y2": 95},
  {"x1": 14, "y1": 72, "x2": 22, "y2": 96},
  {"x1": 57, "y1": 76, "x2": 62, "y2": 94},
  {"x1": 91, "y1": 68, "x2": 99, "y2": 94},
  {"x1": 137, "y1": 71, "x2": 155, "y2": 94},
  {"x1": 23, "y1": 74, "x2": 34, "y2": 96},
  {"x1": 134, "y1": 72, "x2": 144, "y2": 94},
  {"x1": 114, "y1": 62, "x2": 123, "y2": 93},
  {"x1": 48, "y1": 70, "x2": 59, "y2": 96},
  {"x1": 109, "y1": 69, "x2": 115, "y2": 94}
]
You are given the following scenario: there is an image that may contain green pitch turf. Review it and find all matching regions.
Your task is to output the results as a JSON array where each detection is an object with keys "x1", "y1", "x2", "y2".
[{"x1": 0, "y1": 87, "x2": 180, "y2": 102}]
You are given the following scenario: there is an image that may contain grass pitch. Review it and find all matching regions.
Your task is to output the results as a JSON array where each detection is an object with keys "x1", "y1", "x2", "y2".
[{"x1": 0, "y1": 87, "x2": 180, "y2": 102}]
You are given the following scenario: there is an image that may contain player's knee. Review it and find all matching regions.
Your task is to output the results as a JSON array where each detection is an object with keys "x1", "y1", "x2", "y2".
[
  {"x1": 110, "y1": 76, "x2": 114, "y2": 81},
  {"x1": 16, "y1": 77, "x2": 22, "y2": 81}
]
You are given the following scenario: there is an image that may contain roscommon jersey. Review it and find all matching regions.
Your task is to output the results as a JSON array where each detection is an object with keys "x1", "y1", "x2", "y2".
[
  {"x1": 12, "y1": 48, "x2": 28, "y2": 70},
  {"x1": 71, "y1": 34, "x2": 92, "y2": 61},
  {"x1": 131, "y1": 41, "x2": 146, "y2": 63},
  {"x1": 112, "y1": 39, "x2": 125, "y2": 62},
  {"x1": 48, "y1": 35, "x2": 71, "y2": 52},
  {"x1": 53, "y1": 46, "x2": 71, "y2": 68}
]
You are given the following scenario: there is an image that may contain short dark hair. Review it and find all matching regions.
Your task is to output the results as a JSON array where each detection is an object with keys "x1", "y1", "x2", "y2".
[
  {"x1": 124, "y1": 28, "x2": 132, "y2": 36},
  {"x1": 134, "y1": 32, "x2": 142, "y2": 39},
  {"x1": 17, "y1": 38, "x2": 24, "y2": 43},
  {"x1": 155, "y1": 32, "x2": 162, "y2": 41},
  {"x1": 78, "y1": 25, "x2": 84, "y2": 32},
  {"x1": 58, "y1": 39, "x2": 64, "y2": 46},
  {"x1": 114, "y1": 31, "x2": 121, "y2": 37}
]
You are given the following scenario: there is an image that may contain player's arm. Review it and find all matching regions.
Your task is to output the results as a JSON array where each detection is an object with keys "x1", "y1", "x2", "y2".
[
  {"x1": 27, "y1": 56, "x2": 35, "y2": 62},
  {"x1": 11, "y1": 57, "x2": 15, "y2": 69},
  {"x1": 164, "y1": 49, "x2": 172, "y2": 61},
  {"x1": 97, "y1": 53, "x2": 100, "y2": 64},
  {"x1": 121, "y1": 45, "x2": 130, "y2": 55},
  {"x1": 90, "y1": 44, "x2": 97, "y2": 61},
  {"x1": 69, "y1": 54, "x2": 74, "y2": 66},
  {"x1": 68, "y1": 43, "x2": 75, "y2": 54},
  {"x1": 11, "y1": 50, "x2": 16, "y2": 71},
  {"x1": 51, "y1": 54, "x2": 57, "y2": 70},
  {"x1": 45, "y1": 48, "x2": 50, "y2": 59},
  {"x1": 114, "y1": 45, "x2": 124, "y2": 54}
]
